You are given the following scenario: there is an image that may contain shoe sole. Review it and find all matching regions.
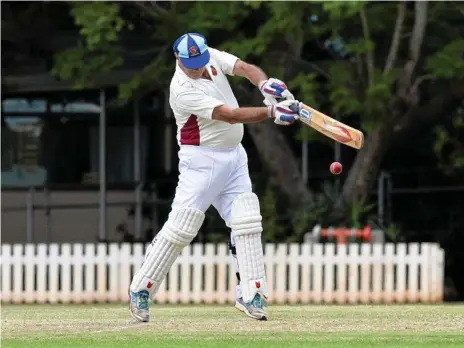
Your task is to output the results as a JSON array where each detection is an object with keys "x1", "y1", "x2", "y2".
[
  {"x1": 234, "y1": 301, "x2": 268, "y2": 321},
  {"x1": 129, "y1": 307, "x2": 150, "y2": 322},
  {"x1": 128, "y1": 291, "x2": 149, "y2": 323}
]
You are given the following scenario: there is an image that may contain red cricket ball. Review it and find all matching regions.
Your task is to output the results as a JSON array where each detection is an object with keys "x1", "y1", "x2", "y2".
[{"x1": 330, "y1": 162, "x2": 343, "y2": 175}]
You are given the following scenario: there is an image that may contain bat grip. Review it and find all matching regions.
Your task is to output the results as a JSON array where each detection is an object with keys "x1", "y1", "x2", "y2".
[{"x1": 289, "y1": 103, "x2": 300, "y2": 113}]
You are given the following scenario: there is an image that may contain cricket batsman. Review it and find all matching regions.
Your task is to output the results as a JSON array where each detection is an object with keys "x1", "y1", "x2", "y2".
[{"x1": 129, "y1": 32, "x2": 299, "y2": 322}]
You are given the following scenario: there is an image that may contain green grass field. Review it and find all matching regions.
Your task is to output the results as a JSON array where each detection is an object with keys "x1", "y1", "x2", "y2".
[{"x1": 2, "y1": 304, "x2": 464, "y2": 348}]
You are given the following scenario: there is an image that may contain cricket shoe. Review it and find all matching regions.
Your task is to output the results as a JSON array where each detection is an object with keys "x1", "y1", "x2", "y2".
[
  {"x1": 129, "y1": 290, "x2": 150, "y2": 322},
  {"x1": 235, "y1": 294, "x2": 268, "y2": 321}
]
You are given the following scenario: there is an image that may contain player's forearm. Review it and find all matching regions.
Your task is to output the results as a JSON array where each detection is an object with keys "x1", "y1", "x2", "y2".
[
  {"x1": 230, "y1": 107, "x2": 269, "y2": 124},
  {"x1": 241, "y1": 64, "x2": 268, "y2": 87}
]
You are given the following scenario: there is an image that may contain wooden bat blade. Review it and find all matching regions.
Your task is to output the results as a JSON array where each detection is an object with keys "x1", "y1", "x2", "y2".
[{"x1": 296, "y1": 103, "x2": 364, "y2": 150}]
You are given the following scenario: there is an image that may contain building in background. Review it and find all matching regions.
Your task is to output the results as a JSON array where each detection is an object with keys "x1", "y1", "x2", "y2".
[{"x1": 1, "y1": 73, "x2": 180, "y2": 244}]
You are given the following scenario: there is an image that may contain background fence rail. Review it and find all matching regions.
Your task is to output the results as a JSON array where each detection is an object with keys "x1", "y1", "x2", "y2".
[{"x1": 0, "y1": 242, "x2": 444, "y2": 304}]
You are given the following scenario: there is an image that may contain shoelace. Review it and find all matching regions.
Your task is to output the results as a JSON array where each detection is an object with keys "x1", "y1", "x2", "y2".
[
  {"x1": 251, "y1": 295, "x2": 264, "y2": 309},
  {"x1": 135, "y1": 291, "x2": 149, "y2": 310}
]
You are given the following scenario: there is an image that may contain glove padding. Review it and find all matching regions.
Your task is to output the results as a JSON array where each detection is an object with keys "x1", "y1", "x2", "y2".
[
  {"x1": 267, "y1": 99, "x2": 300, "y2": 126},
  {"x1": 259, "y1": 78, "x2": 295, "y2": 106}
]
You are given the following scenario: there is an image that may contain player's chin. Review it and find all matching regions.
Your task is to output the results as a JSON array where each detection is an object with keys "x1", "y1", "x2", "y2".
[
  {"x1": 186, "y1": 67, "x2": 206, "y2": 78},
  {"x1": 188, "y1": 71, "x2": 203, "y2": 79}
]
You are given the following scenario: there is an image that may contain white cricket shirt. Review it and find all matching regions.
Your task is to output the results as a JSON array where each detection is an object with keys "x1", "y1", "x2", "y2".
[{"x1": 169, "y1": 47, "x2": 244, "y2": 149}]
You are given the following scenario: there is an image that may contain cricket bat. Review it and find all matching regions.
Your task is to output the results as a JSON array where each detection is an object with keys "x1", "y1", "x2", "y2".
[{"x1": 290, "y1": 103, "x2": 364, "y2": 150}]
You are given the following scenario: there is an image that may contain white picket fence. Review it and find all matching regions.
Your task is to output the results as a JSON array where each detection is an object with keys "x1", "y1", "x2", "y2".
[{"x1": 1, "y1": 242, "x2": 444, "y2": 304}]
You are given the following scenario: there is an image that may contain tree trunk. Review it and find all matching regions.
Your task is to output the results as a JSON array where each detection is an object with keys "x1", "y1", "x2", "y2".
[
  {"x1": 246, "y1": 120, "x2": 314, "y2": 205},
  {"x1": 244, "y1": 90, "x2": 314, "y2": 206},
  {"x1": 338, "y1": 120, "x2": 395, "y2": 207},
  {"x1": 338, "y1": 81, "x2": 464, "y2": 210}
]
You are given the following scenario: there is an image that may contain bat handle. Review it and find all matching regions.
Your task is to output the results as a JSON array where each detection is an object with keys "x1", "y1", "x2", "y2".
[{"x1": 289, "y1": 103, "x2": 300, "y2": 113}]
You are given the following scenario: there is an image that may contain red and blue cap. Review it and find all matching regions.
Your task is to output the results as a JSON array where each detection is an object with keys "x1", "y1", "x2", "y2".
[{"x1": 173, "y1": 33, "x2": 210, "y2": 70}]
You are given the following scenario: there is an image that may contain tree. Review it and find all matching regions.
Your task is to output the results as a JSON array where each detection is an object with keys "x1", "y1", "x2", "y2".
[
  {"x1": 51, "y1": 1, "x2": 315, "y2": 207},
  {"x1": 325, "y1": 1, "x2": 464, "y2": 210},
  {"x1": 51, "y1": 1, "x2": 464, "y2": 219}
]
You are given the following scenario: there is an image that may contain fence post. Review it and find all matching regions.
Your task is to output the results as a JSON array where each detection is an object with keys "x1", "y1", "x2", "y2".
[
  {"x1": 99, "y1": 89, "x2": 107, "y2": 242},
  {"x1": 133, "y1": 98, "x2": 143, "y2": 240},
  {"x1": 26, "y1": 186, "x2": 35, "y2": 243},
  {"x1": 377, "y1": 171, "x2": 386, "y2": 225},
  {"x1": 44, "y1": 186, "x2": 51, "y2": 243}
]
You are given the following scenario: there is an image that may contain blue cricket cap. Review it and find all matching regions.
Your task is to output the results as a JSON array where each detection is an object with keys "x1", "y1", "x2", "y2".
[{"x1": 173, "y1": 33, "x2": 210, "y2": 70}]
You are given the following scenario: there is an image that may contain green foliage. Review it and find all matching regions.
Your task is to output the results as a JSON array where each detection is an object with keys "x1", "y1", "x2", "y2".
[
  {"x1": 289, "y1": 73, "x2": 320, "y2": 110},
  {"x1": 220, "y1": 1, "x2": 308, "y2": 70},
  {"x1": 50, "y1": 1, "x2": 394, "y2": 126},
  {"x1": 426, "y1": 39, "x2": 464, "y2": 79},
  {"x1": 296, "y1": 126, "x2": 332, "y2": 145},
  {"x1": 289, "y1": 72, "x2": 325, "y2": 143},
  {"x1": 71, "y1": 2, "x2": 129, "y2": 51},
  {"x1": 433, "y1": 106, "x2": 464, "y2": 170},
  {"x1": 288, "y1": 180, "x2": 380, "y2": 242},
  {"x1": 433, "y1": 126, "x2": 450, "y2": 156},
  {"x1": 260, "y1": 184, "x2": 285, "y2": 242},
  {"x1": 51, "y1": 2, "x2": 130, "y2": 89},
  {"x1": 363, "y1": 73, "x2": 393, "y2": 114},
  {"x1": 345, "y1": 39, "x2": 375, "y2": 55},
  {"x1": 52, "y1": 45, "x2": 85, "y2": 81},
  {"x1": 384, "y1": 222, "x2": 402, "y2": 242},
  {"x1": 180, "y1": 2, "x2": 249, "y2": 34},
  {"x1": 243, "y1": 1, "x2": 263, "y2": 10},
  {"x1": 52, "y1": 1, "x2": 464, "y2": 124},
  {"x1": 220, "y1": 36, "x2": 270, "y2": 61},
  {"x1": 290, "y1": 192, "x2": 332, "y2": 242},
  {"x1": 119, "y1": 55, "x2": 171, "y2": 102},
  {"x1": 319, "y1": 1, "x2": 366, "y2": 35},
  {"x1": 52, "y1": 44, "x2": 124, "y2": 88},
  {"x1": 327, "y1": 62, "x2": 362, "y2": 115},
  {"x1": 346, "y1": 197, "x2": 376, "y2": 229},
  {"x1": 322, "y1": 1, "x2": 366, "y2": 18},
  {"x1": 265, "y1": 2, "x2": 306, "y2": 36},
  {"x1": 49, "y1": 1, "x2": 464, "y2": 231}
]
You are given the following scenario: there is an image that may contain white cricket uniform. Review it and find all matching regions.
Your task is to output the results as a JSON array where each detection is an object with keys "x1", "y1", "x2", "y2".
[{"x1": 169, "y1": 47, "x2": 252, "y2": 226}]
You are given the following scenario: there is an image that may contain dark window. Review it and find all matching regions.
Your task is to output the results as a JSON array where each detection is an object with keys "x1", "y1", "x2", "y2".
[
  {"x1": 1, "y1": 114, "x2": 46, "y2": 187},
  {"x1": 1, "y1": 92, "x2": 159, "y2": 188}
]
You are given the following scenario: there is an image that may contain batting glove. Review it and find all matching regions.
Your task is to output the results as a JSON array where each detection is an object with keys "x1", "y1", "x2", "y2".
[
  {"x1": 267, "y1": 99, "x2": 300, "y2": 126},
  {"x1": 259, "y1": 78, "x2": 295, "y2": 106}
]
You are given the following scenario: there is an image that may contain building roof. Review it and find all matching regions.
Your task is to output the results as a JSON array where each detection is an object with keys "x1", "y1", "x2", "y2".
[{"x1": 2, "y1": 69, "x2": 141, "y2": 95}]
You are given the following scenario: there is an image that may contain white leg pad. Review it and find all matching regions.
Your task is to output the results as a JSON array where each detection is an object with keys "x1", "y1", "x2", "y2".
[
  {"x1": 130, "y1": 208, "x2": 204, "y2": 296},
  {"x1": 230, "y1": 192, "x2": 268, "y2": 303}
]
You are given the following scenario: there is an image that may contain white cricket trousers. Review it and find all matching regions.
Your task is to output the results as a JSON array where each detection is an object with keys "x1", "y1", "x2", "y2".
[
  {"x1": 171, "y1": 143, "x2": 252, "y2": 300},
  {"x1": 171, "y1": 143, "x2": 252, "y2": 225}
]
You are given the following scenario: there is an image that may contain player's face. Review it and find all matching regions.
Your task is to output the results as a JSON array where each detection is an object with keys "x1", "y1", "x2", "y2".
[
  {"x1": 177, "y1": 56, "x2": 207, "y2": 79},
  {"x1": 184, "y1": 66, "x2": 206, "y2": 79}
]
